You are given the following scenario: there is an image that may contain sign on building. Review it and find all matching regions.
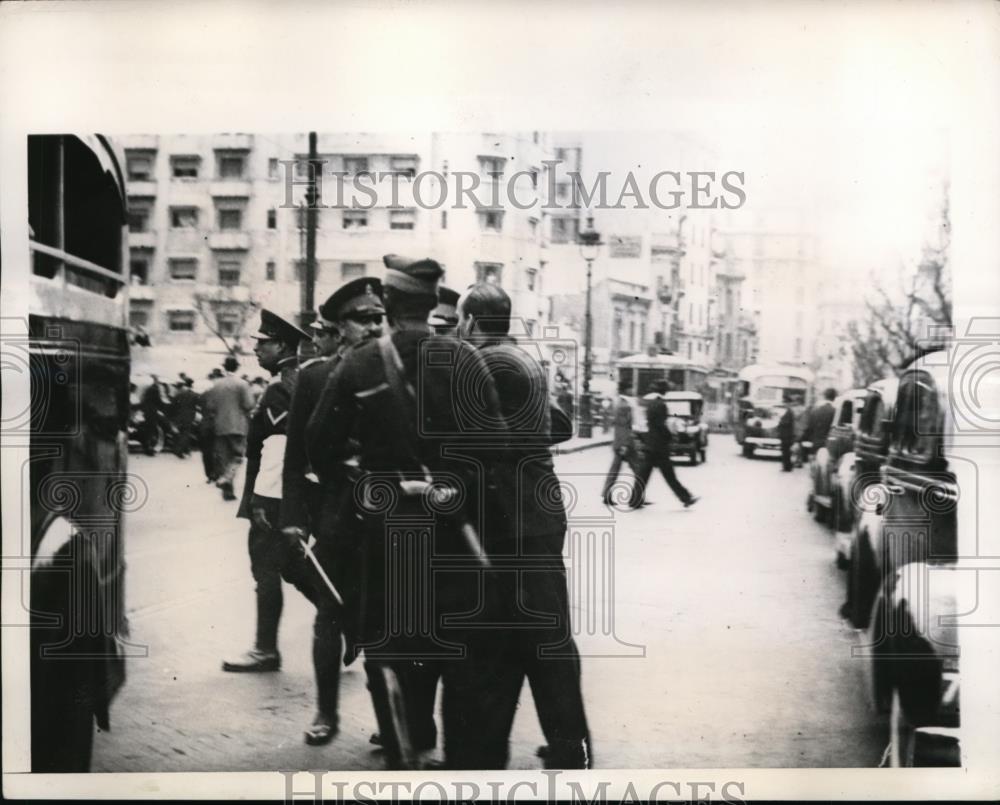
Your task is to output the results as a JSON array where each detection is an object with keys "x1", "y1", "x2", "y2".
[{"x1": 608, "y1": 235, "x2": 643, "y2": 259}]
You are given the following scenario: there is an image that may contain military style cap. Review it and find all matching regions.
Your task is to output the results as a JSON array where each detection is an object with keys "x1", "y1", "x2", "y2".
[
  {"x1": 428, "y1": 285, "x2": 460, "y2": 327},
  {"x1": 318, "y1": 277, "x2": 384, "y2": 323},
  {"x1": 250, "y1": 308, "x2": 311, "y2": 345},
  {"x1": 383, "y1": 254, "x2": 444, "y2": 296}
]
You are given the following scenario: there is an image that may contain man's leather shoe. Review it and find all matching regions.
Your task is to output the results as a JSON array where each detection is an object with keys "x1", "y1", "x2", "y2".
[
  {"x1": 221, "y1": 649, "x2": 281, "y2": 673},
  {"x1": 684, "y1": 496, "x2": 700, "y2": 508},
  {"x1": 304, "y1": 714, "x2": 338, "y2": 746}
]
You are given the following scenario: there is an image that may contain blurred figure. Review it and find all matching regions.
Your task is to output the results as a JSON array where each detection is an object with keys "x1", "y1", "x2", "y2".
[
  {"x1": 602, "y1": 378, "x2": 638, "y2": 504},
  {"x1": 777, "y1": 403, "x2": 796, "y2": 472},
  {"x1": 202, "y1": 355, "x2": 255, "y2": 501},
  {"x1": 139, "y1": 374, "x2": 165, "y2": 456},
  {"x1": 629, "y1": 379, "x2": 698, "y2": 509},
  {"x1": 801, "y1": 387, "x2": 838, "y2": 461},
  {"x1": 169, "y1": 378, "x2": 199, "y2": 458}
]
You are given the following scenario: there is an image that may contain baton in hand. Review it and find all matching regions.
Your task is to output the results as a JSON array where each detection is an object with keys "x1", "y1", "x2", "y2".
[{"x1": 299, "y1": 535, "x2": 344, "y2": 607}]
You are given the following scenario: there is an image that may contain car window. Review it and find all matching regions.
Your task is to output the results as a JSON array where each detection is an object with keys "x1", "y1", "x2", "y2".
[
  {"x1": 893, "y1": 372, "x2": 940, "y2": 461},
  {"x1": 838, "y1": 400, "x2": 854, "y2": 425}
]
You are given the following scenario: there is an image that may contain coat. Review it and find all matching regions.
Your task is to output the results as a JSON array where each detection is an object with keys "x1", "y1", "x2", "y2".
[
  {"x1": 804, "y1": 401, "x2": 836, "y2": 447},
  {"x1": 202, "y1": 373, "x2": 255, "y2": 437},
  {"x1": 777, "y1": 406, "x2": 797, "y2": 444},
  {"x1": 612, "y1": 396, "x2": 634, "y2": 454},
  {"x1": 644, "y1": 396, "x2": 673, "y2": 453}
]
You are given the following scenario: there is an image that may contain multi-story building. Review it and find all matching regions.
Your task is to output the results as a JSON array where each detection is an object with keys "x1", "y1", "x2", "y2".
[{"x1": 121, "y1": 132, "x2": 555, "y2": 360}]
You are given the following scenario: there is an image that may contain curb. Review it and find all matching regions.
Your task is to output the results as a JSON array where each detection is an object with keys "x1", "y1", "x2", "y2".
[{"x1": 553, "y1": 438, "x2": 613, "y2": 456}]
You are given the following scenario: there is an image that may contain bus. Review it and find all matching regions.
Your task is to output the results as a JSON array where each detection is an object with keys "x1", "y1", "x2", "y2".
[
  {"x1": 616, "y1": 352, "x2": 709, "y2": 434},
  {"x1": 27, "y1": 134, "x2": 131, "y2": 771},
  {"x1": 733, "y1": 363, "x2": 815, "y2": 457}
]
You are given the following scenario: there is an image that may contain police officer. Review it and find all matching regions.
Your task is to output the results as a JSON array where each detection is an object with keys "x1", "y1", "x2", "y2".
[
  {"x1": 222, "y1": 309, "x2": 311, "y2": 674},
  {"x1": 279, "y1": 279, "x2": 385, "y2": 745},
  {"x1": 457, "y1": 282, "x2": 593, "y2": 770},
  {"x1": 305, "y1": 255, "x2": 507, "y2": 769}
]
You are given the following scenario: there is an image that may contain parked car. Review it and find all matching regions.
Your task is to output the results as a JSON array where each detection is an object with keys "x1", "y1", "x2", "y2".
[
  {"x1": 807, "y1": 387, "x2": 867, "y2": 546},
  {"x1": 859, "y1": 351, "x2": 965, "y2": 766},
  {"x1": 843, "y1": 376, "x2": 899, "y2": 628},
  {"x1": 664, "y1": 390, "x2": 709, "y2": 464}
]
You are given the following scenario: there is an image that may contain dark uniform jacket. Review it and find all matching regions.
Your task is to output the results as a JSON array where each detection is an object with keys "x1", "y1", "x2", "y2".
[
  {"x1": 237, "y1": 358, "x2": 298, "y2": 520},
  {"x1": 280, "y1": 354, "x2": 343, "y2": 533},
  {"x1": 777, "y1": 406, "x2": 797, "y2": 444},
  {"x1": 304, "y1": 330, "x2": 507, "y2": 647}
]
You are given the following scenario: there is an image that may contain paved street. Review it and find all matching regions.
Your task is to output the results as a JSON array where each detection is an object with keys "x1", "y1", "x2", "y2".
[{"x1": 92, "y1": 439, "x2": 885, "y2": 772}]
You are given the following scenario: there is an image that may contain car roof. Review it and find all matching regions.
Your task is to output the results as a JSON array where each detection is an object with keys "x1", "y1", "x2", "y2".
[{"x1": 664, "y1": 390, "x2": 703, "y2": 400}]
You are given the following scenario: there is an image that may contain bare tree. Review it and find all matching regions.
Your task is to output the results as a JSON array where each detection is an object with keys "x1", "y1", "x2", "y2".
[
  {"x1": 848, "y1": 186, "x2": 952, "y2": 386},
  {"x1": 192, "y1": 290, "x2": 260, "y2": 356}
]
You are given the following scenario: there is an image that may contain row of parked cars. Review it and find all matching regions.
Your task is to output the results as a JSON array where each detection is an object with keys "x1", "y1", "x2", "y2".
[{"x1": 806, "y1": 349, "x2": 963, "y2": 767}]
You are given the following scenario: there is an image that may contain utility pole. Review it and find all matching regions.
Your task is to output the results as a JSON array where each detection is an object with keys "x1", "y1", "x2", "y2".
[{"x1": 302, "y1": 131, "x2": 319, "y2": 328}]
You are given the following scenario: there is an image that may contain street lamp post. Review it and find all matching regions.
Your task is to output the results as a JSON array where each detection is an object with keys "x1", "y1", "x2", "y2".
[{"x1": 577, "y1": 216, "x2": 602, "y2": 438}]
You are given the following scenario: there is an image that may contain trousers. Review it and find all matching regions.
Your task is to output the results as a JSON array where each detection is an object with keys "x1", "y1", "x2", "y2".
[
  {"x1": 630, "y1": 441, "x2": 692, "y2": 507},
  {"x1": 214, "y1": 433, "x2": 246, "y2": 486},
  {"x1": 601, "y1": 445, "x2": 637, "y2": 501},
  {"x1": 248, "y1": 497, "x2": 342, "y2": 719}
]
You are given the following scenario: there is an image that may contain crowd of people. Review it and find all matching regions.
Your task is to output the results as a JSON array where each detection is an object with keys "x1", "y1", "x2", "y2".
[{"x1": 183, "y1": 256, "x2": 592, "y2": 771}]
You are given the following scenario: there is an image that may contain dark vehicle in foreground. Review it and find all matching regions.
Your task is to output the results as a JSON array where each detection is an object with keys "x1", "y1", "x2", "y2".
[
  {"x1": 663, "y1": 390, "x2": 709, "y2": 464},
  {"x1": 860, "y1": 351, "x2": 966, "y2": 766},
  {"x1": 28, "y1": 134, "x2": 131, "y2": 771}
]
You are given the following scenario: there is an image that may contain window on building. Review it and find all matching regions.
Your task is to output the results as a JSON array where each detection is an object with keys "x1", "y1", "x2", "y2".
[
  {"x1": 629, "y1": 321, "x2": 637, "y2": 351},
  {"x1": 479, "y1": 210, "x2": 504, "y2": 232},
  {"x1": 441, "y1": 211, "x2": 448, "y2": 229},
  {"x1": 216, "y1": 311, "x2": 241, "y2": 337},
  {"x1": 687, "y1": 342, "x2": 693, "y2": 359},
  {"x1": 475, "y1": 262, "x2": 503, "y2": 285},
  {"x1": 550, "y1": 216, "x2": 578, "y2": 244},
  {"x1": 528, "y1": 217, "x2": 538, "y2": 237},
  {"x1": 342, "y1": 209, "x2": 368, "y2": 229},
  {"x1": 129, "y1": 303, "x2": 151, "y2": 328},
  {"x1": 129, "y1": 252, "x2": 151, "y2": 285},
  {"x1": 217, "y1": 206, "x2": 243, "y2": 230},
  {"x1": 525, "y1": 268, "x2": 537, "y2": 292},
  {"x1": 612, "y1": 309, "x2": 624, "y2": 353},
  {"x1": 126, "y1": 151, "x2": 155, "y2": 181},
  {"x1": 267, "y1": 208, "x2": 277, "y2": 229},
  {"x1": 533, "y1": 131, "x2": 540, "y2": 144},
  {"x1": 341, "y1": 262, "x2": 366, "y2": 280},
  {"x1": 167, "y1": 310, "x2": 196, "y2": 331},
  {"x1": 170, "y1": 207, "x2": 199, "y2": 229},
  {"x1": 725, "y1": 333, "x2": 733, "y2": 360},
  {"x1": 555, "y1": 147, "x2": 567, "y2": 161},
  {"x1": 268, "y1": 158, "x2": 279, "y2": 179},
  {"x1": 343, "y1": 156, "x2": 369, "y2": 175},
  {"x1": 794, "y1": 337, "x2": 802, "y2": 358},
  {"x1": 217, "y1": 257, "x2": 242, "y2": 286},
  {"x1": 390, "y1": 209, "x2": 416, "y2": 230},
  {"x1": 639, "y1": 321, "x2": 646, "y2": 349},
  {"x1": 168, "y1": 258, "x2": 197, "y2": 281},
  {"x1": 216, "y1": 150, "x2": 247, "y2": 179},
  {"x1": 266, "y1": 260, "x2": 276, "y2": 281},
  {"x1": 478, "y1": 156, "x2": 505, "y2": 179},
  {"x1": 128, "y1": 201, "x2": 152, "y2": 233},
  {"x1": 389, "y1": 155, "x2": 418, "y2": 178},
  {"x1": 556, "y1": 181, "x2": 570, "y2": 201},
  {"x1": 170, "y1": 155, "x2": 200, "y2": 179}
]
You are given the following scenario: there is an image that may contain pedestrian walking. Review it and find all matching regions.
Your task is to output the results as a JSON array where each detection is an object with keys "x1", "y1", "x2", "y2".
[
  {"x1": 305, "y1": 255, "x2": 508, "y2": 770},
  {"x1": 202, "y1": 356, "x2": 255, "y2": 501},
  {"x1": 602, "y1": 378, "x2": 639, "y2": 505},
  {"x1": 279, "y1": 278, "x2": 385, "y2": 746},
  {"x1": 629, "y1": 380, "x2": 698, "y2": 509},
  {"x1": 169, "y1": 378, "x2": 199, "y2": 458},
  {"x1": 139, "y1": 375, "x2": 165, "y2": 455},
  {"x1": 457, "y1": 281, "x2": 593, "y2": 770},
  {"x1": 778, "y1": 403, "x2": 796, "y2": 472},
  {"x1": 222, "y1": 310, "x2": 311, "y2": 674}
]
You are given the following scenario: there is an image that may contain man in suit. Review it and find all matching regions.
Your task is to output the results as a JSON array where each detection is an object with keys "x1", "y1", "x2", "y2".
[
  {"x1": 602, "y1": 378, "x2": 638, "y2": 505},
  {"x1": 305, "y1": 255, "x2": 508, "y2": 770},
  {"x1": 223, "y1": 310, "x2": 311, "y2": 674},
  {"x1": 457, "y1": 281, "x2": 592, "y2": 770},
  {"x1": 629, "y1": 380, "x2": 699, "y2": 509},
  {"x1": 202, "y1": 355, "x2": 255, "y2": 501},
  {"x1": 169, "y1": 378, "x2": 199, "y2": 458},
  {"x1": 279, "y1": 278, "x2": 385, "y2": 745},
  {"x1": 801, "y1": 387, "x2": 838, "y2": 461}
]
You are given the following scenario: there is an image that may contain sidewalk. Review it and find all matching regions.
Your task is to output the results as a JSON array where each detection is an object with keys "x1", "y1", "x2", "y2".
[{"x1": 553, "y1": 432, "x2": 613, "y2": 455}]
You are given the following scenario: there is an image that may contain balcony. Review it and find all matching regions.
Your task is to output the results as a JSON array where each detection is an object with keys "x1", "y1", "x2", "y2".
[
  {"x1": 127, "y1": 180, "x2": 157, "y2": 196},
  {"x1": 208, "y1": 231, "x2": 251, "y2": 251},
  {"x1": 195, "y1": 283, "x2": 252, "y2": 303},
  {"x1": 128, "y1": 231, "x2": 156, "y2": 249},
  {"x1": 209, "y1": 180, "x2": 252, "y2": 198},
  {"x1": 212, "y1": 133, "x2": 254, "y2": 151},
  {"x1": 128, "y1": 283, "x2": 156, "y2": 301}
]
